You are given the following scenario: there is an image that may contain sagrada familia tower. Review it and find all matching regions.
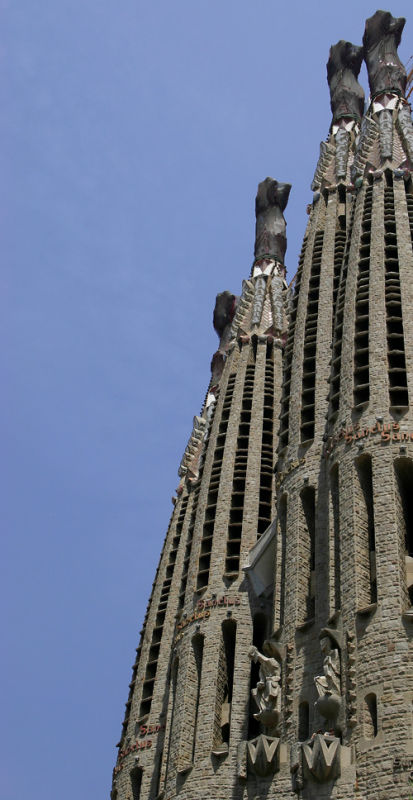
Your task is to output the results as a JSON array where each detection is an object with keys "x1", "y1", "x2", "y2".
[{"x1": 111, "y1": 11, "x2": 413, "y2": 800}]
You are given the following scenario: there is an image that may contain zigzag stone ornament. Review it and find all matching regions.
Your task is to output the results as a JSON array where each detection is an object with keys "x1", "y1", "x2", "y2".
[
  {"x1": 247, "y1": 734, "x2": 280, "y2": 777},
  {"x1": 301, "y1": 733, "x2": 341, "y2": 783}
]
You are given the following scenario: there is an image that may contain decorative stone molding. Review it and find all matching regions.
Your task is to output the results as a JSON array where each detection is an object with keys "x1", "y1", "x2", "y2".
[
  {"x1": 311, "y1": 140, "x2": 335, "y2": 191},
  {"x1": 397, "y1": 104, "x2": 413, "y2": 163},
  {"x1": 251, "y1": 275, "x2": 267, "y2": 327},
  {"x1": 351, "y1": 115, "x2": 379, "y2": 182},
  {"x1": 230, "y1": 280, "x2": 254, "y2": 340},
  {"x1": 247, "y1": 734, "x2": 280, "y2": 777},
  {"x1": 301, "y1": 733, "x2": 341, "y2": 783},
  {"x1": 178, "y1": 415, "x2": 207, "y2": 481},
  {"x1": 378, "y1": 108, "x2": 393, "y2": 160}
]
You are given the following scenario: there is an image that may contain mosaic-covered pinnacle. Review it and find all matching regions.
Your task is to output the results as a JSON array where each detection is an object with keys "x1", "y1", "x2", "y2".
[
  {"x1": 327, "y1": 41, "x2": 365, "y2": 123},
  {"x1": 254, "y1": 177, "x2": 291, "y2": 264},
  {"x1": 363, "y1": 10, "x2": 407, "y2": 97}
]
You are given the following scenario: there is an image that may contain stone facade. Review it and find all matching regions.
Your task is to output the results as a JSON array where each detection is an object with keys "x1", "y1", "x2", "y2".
[{"x1": 112, "y1": 11, "x2": 413, "y2": 800}]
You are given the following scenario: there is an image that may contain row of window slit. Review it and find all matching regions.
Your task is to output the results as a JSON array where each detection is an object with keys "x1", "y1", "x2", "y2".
[
  {"x1": 197, "y1": 373, "x2": 236, "y2": 589},
  {"x1": 330, "y1": 193, "x2": 357, "y2": 418},
  {"x1": 257, "y1": 347, "x2": 275, "y2": 537},
  {"x1": 138, "y1": 495, "x2": 189, "y2": 721},
  {"x1": 300, "y1": 231, "x2": 323, "y2": 443},
  {"x1": 279, "y1": 234, "x2": 307, "y2": 450},
  {"x1": 384, "y1": 176, "x2": 408, "y2": 409},
  {"x1": 225, "y1": 363, "x2": 255, "y2": 576},
  {"x1": 353, "y1": 184, "x2": 372, "y2": 409}
]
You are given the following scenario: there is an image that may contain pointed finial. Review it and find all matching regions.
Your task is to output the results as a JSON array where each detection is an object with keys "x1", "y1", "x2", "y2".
[
  {"x1": 327, "y1": 41, "x2": 365, "y2": 123},
  {"x1": 254, "y1": 178, "x2": 291, "y2": 264},
  {"x1": 363, "y1": 10, "x2": 407, "y2": 97}
]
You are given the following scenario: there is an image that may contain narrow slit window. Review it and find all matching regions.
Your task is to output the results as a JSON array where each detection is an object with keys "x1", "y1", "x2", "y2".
[
  {"x1": 213, "y1": 620, "x2": 237, "y2": 751},
  {"x1": 298, "y1": 701, "x2": 310, "y2": 741},
  {"x1": 363, "y1": 693, "x2": 378, "y2": 739},
  {"x1": 355, "y1": 455, "x2": 376, "y2": 608},
  {"x1": 248, "y1": 613, "x2": 268, "y2": 740},
  {"x1": 299, "y1": 486, "x2": 316, "y2": 622}
]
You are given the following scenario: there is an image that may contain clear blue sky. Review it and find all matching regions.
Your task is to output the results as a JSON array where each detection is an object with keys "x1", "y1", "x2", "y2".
[{"x1": 2, "y1": 2, "x2": 411, "y2": 798}]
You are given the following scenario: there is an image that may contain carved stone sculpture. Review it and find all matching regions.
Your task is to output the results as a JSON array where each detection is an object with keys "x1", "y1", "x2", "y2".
[
  {"x1": 363, "y1": 10, "x2": 407, "y2": 97},
  {"x1": 314, "y1": 634, "x2": 341, "y2": 722},
  {"x1": 327, "y1": 40, "x2": 364, "y2": 123},
  {"x1": 254, "y1": 177, "x2": 291, "y2": 264},
  {"x1": 248, "y1": 644, "x2": 281, "y2": 729}
]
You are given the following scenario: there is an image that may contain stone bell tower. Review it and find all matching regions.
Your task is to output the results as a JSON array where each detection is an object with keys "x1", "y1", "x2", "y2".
[
  {"x1": 111, "y1": 176, "x2": 292, "y2": 799},
  {"x1": 112, "y1": 10, "x2": 413, "y2": 800}
]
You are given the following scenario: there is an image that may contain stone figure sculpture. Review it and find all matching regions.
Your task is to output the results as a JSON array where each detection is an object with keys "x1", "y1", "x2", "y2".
[
  {"x1": 363, "y1": 10, "x2": 407, "y2": 97},
  {"x1": 327, "y1": 40, "x2": 365, "y2": 123},
  {"x1": 314, "y1": 634, "x2": 341, "y2": 722},
  {"x1": 248, "y1": 643, "x2": 281, "y2": 728},
  {"x1": 254, "y1": 177, "x2": 291, "y2": 264}
]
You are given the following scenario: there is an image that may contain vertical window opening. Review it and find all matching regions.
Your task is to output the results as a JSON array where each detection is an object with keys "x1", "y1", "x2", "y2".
[
  {"x1": 197, "y1": 374, "x2": 236, "y2": 590},
  {"x1": 330, "y1": 197, "x2": 356, "y2": 419},
  {"x1": 276, "y1": 494, "x2": 287, "y2": 630},
  {"x1": 298, "y1": 701, "x2": 310, "y2": 741},
  {"x1": 363, "y1": 693, "x2": 378, "y2": 739},
  {"x1": 225, "y1": 364, "x2": 256, "y2": 577},
  {"x1": 191, "y1": 634, "x2": 204, "y2": 763},
  {"x1": 139, "y1": 495, "x2": 187, "y2": 721},
  {"x1": 299, "y1": 486, "x2": 316, "y2": 622},
  {"x1": 355, "y1": 455, "x2": 376, "y2": 607},
  {"x1": 248, "y1": 613, "x2": 268, "y2": 739},
  {"x1": 394, "y1": 458, "x2": 413, "y2": 605},
  {"x1": 301, "y1": 231, "x2": 323, "y2": 443},
  {"x1": 279, "y1": 235, "x2": 307, "y2": 450},
  {"x1": 332, "y1": 224, "x2": 347, "y2": 336},
  {"x1": 258, "y1": 344, "x2": 274, "y2": 537},
  {"x1": 214, "y1": 620, "x2": 237, "y2": 751},
  {"x1": 330, "y1": 465, "x2": 341, "y2": 613},
  {"x1": 163, "y1": 657, "x2": 179, "y2": 790},
  {"x1": 353, "y1": 185, "x2": 373, "y2": 409},
  {"x1": 384, "y1": 178, "x2": 408, "y2": 409},
  {"x1": 130, "y1": 766, "x2": 143, "y2": 800},
  {"x1": 179, "y1": 488, "x2": 200, "y2": 608}
]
